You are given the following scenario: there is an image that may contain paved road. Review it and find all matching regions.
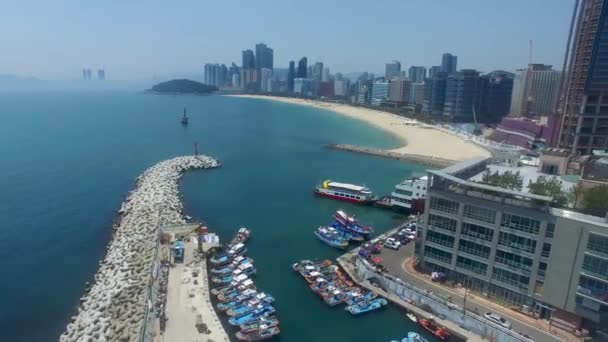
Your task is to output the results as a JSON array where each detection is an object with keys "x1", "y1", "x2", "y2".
[{"x1": 378, "y1": 241, "x2": 564, "y2": 342}]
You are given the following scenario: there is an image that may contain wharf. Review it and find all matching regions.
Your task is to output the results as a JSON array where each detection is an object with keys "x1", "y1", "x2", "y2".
[
  {"x1": 337, "y1": 227, "x2": 484, "y2": 342},
  {"x1": 326, "y1": 144, "x2": 456, "y2": 168}
]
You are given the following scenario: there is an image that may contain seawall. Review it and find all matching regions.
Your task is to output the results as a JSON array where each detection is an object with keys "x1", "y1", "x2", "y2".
[{"x1": 60, "y1": 156, "x2": 220, "y2": 342}]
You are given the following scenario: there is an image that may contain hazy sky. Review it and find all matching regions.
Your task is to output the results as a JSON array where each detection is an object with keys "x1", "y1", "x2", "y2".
[{"x1": 1, "y1": 0, "x2": 575, "y2": 80}]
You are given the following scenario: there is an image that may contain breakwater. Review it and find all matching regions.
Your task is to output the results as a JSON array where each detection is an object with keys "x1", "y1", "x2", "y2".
[
  {"x1": 326, "y1": 144, "x2": 456, "y2": 168},
  {"x1": 60, "y1": 156, "x2": 220, "y2": 342}
]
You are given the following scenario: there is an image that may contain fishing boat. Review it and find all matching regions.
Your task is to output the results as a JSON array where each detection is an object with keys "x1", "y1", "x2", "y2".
[
  {"x1": 407, "y1": 332, "x2": 429, "y2": 342},
  {"x1": 227, "y1": 294, "x2": 275, "y2": 316},
  {"x1": 180, "y1": 107, "x2": 189, "y2": 125},
  {"x1": 344, "y1": 290, "x2": 377, "y2": 305},
  {"x1": 210, "y1": 252, "x2": 232, "y2": 266},
  {"x1": 214, "y1": 278, "x2": 256, "y2": 297},
  {"x1": 323, "y1": 288, "x2": 347, "y2": 306},
  {"x1": 231, "y1": 227, "x2": 251, "y2": 245},
  {"x1": 333, "y1": 210, "x2": 374, "y2": 235},
  {"x1": 212, "y1": 256, "x2": 253, "y2": 274},
  {"x1": 217, "y1": 289, "x2": 258, "y2": 311},
  {"x1": 235, "y1": 325, "x2": 280, "y2": 341},
  {"x1": 345, "y1": 298, "x2": 388, "y2": 315},
  {"x1": 228, "y1": 306, "x2": 275, "y2": 326},
  {"x1": 419, "y1": 318, "x2": 449, "y2": 340},
  {"x1": 406, "y1": 313, "x2": 418, "y2": 323},
  {"x1": 314, "y1": 180, "x2": 376, "y2": 204},
  {"x1": 228, "y1": 243, "x2": 248, "y2": 257},
  {"x1": 314, "y1": 227, "x2": 349, "y2": 249},
  {"x1": 330, "y1": 223, "x2": 366, "y2": 242},
  {"x1": 292, "y1": 259, "x2": 332, "y2": 272},
  {"x1": 213, "y1": 263, "x2": 256, "y2": 284},
  {"x1": 239, "y1": 316, "x2": 279, "y2": 334}
]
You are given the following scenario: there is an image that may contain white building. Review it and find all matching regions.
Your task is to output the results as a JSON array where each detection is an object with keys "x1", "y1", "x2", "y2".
[
  {"x1": 334, "y1": 79, "x2": 350, "y2": 97},
  {"x1": 509, "y1": 64, "x2": 561, "y2": 117},
  {"x1": 390, "y1": 176, "x2": 428, "y2": 211}
]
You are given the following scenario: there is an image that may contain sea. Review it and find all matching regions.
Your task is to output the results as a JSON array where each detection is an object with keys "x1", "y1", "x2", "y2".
[{"x1": 0, "y1": 84, "x2": 436, "y2": 342}]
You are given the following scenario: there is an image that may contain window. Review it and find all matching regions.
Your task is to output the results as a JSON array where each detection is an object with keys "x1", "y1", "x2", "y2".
[
  {"x1": 501, "y1": 213, "x2": 541, "y2": 235},
  {"x1": 430, "y1": 197, "x2": 459, "y2": 215},
  {"x1": 457, "y1": 256, "x2": 488, "y2": 275},
  {"x1": 424, "y1": 245, "x2": 453, "y2": 264},
  {"x1": 394, "y1": 189, "x2": 412, "y2": 196},
  {"x1": 426, "y1": 230, "x2": 455, "y2": 248},
  {"x1": 458, "y1": 239, "x2": 491, "y2": 259},
  {"x1": 428, "y1": 214, "x2": 457, "y2": 232},
  {"x1": 541, "y1": 243, "x2": 552, "y2": 258},
  {"x1": 583, "y1": 255, "x2": 608, "y2": 280},
  {"x1": 588, "y1": 234, "x2": 608, "y2": 258},
  {"x1": 463, "y1": 205, "x2": 496, "y2": 224},
  {"x1": 462, "y1": 222, "x2": 494, "y2": 242},
  {"x1": 545, "y1": 223, "x2": 555, "y2": 239},
  {"x1": 493, "y1": 267, "x2": 530, "y2": 290},
  {"x1": 495, "y1": 250, "x2": 533, "y2": 271},
  {"x1": 578, "y1": 275, "x2": 608, "y2": 302},
  {"x1": 498, "y1": 232, "x2": 537, "y2": 254}
]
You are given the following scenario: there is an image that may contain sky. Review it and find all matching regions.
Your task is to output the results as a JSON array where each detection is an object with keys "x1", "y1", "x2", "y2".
[{"x1": 0, "y1": 0, "x2": 575, "y2": 80}]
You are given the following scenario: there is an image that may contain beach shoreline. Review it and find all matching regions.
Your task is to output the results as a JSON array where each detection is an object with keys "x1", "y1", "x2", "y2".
[{"x1": 228, "y1": 94, "x2": 491, "y2": 161}]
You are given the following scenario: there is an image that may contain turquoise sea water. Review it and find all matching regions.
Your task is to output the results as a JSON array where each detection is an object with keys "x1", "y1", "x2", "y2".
[{"x1": 0, "y1": 88, "x2": 434, "y2": 341}]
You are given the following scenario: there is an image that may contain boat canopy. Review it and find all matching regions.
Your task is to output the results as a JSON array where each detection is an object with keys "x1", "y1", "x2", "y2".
[
  {"x1": 304, "y1": 265, "x2": 315, "y2": 270},
  {"x1": 231, "y1": 243, "x2": 245, "y2": 250},
  {"x1": 234, "y1": 274, "x2": 248, "y2": 282},
  {"x1": 309, "y1": 271, "x2": 321, "y2": 277},
  {"x1": 242, "y1": 279, "x2": 254, "y2": 287},
  {"x1": 328, "y1": 181, "x2": 368, "y2": 192},
  {"x1": 242, "y1": 288, "x2": 256, "y2": 295}
]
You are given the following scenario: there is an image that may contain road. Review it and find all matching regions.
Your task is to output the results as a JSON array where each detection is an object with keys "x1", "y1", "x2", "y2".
[{"x1": 378, "y1": 241, "x2": 567, "y2": 342}]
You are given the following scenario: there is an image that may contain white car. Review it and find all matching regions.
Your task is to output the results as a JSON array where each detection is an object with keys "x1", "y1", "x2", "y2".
[
  {"x1": 484, "y1": 312, "x2": 512, "y2": 329},
  {"x1": 384, "y1": 238, "x2": 401, "y2": 250}
]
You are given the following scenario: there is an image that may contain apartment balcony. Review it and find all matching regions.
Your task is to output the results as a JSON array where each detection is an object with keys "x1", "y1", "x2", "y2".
[
  {"x1": 494, "y1": 260, "x2": 532, "y2": 277},
  {"x1": 576, "y1": 288, "x2": 608, "y2": 306}
]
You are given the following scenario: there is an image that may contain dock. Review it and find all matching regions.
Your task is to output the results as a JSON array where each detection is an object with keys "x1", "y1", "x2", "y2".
[{"x1": 326, "y1": 144, "x2": 456, "y2": 168}]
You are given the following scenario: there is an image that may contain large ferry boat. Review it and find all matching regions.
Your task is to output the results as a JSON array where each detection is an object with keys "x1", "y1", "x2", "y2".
[{"x1": 313, "y1": 180, "x2": 375, "y2": 204}]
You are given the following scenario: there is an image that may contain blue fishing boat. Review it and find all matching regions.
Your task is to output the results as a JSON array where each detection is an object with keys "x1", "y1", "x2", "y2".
[
  {"x1": 228, "y1": 242, "x2": 248, "y2": 257},
  {"x1": 324, "y1": 288, "x2": 347, "y2": 307},
  {"x1": 407, "y1": 332, "x2": 429, "y2": 342},
  {"x1": 239, "y1": 316, "x2": 280, "y2": 334},
  {"x1": 333, "y1": 210, "x2": 374, "y2": 236},
  {"x1": 344, "y1": 290, "x2": 377, "y2": 305},
  {"x1": 227, "y1": 293, "x2": 275, "y2": 316},
  {"x1": 228, "y1": 306, "x2": 275, "y2": 326},
  {"x1": 236, "y1": 325, "x2": 280, "y2": 341},
  {"x1": 330, "y1": 222, "x2": 366, "y2": 242},
  {"x1": 211, "y1": 265, "x2": 233, "y2": 275},
  {"x1": 217, "y1": 289, "x2": 258, "y2": 311},
  {"x1": 212, "y1": 263, "x2": 256, "y2": 284},
  {"x1": 218, "y1": 289, "x2": 239, "y2": 302},
  {"x1": 345, "y1": 298, "x2": 388, "y2": 315},
  {"x1": 314, "y1": 227, "x2": 349, "y2": 249},
  {"x1": 210, "y1": 252, "x2": 232, "y2": 266}
]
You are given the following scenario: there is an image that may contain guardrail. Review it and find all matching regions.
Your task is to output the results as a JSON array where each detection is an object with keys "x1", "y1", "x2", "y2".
[
  {"x1": 356, "y1": 254, "x2": 537, "y2": 342},
  {"x1": 139, "y1": 222, "x2": 163, "y2": 342}
]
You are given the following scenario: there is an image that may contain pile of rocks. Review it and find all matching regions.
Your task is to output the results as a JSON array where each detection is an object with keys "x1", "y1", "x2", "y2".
[{"x1": 61, "y1": 156, "x2": 219, "y2": 342}]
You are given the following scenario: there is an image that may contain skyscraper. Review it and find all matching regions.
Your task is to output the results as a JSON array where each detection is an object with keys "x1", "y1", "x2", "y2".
[
  {"x1": 97, "y1": 69, "x2": 106, "y2": 81},
  {"x1": 297, "y1": 57, "x2": 307, "y2": 78},
  {"x1": 322, "y1": 67, "x2": 330, "y2": 82},
  {"x1": 255, "y1": 43, "x2": 273, "y2": 70},
  {"x1": 429, "y1": 66, "x2": 441, "y2": 79},
  {"x1": 389, "y1": 78, "x2": 411, "y2": 103},
  {"x1": 423, "y1": 72, "x2": 448, "y2": 115},
  {"x1": 559, "y1": 0, "x2": 608, "y2": 154},
  {"x1": 371, "y1": 81, "x2": 390, "y2": 106},
  {"x1": 479, "y1": 71, "x2": 514, "y2": 122},
  {"x1": 287, "y1": 61, "x2": 295, "y2": 93},
  {"x1": 312, "y1": 62, "x2": 324, "y2": 82},
  {"x1": 203, "y1": 63, "x2": 227, "y2": 87},
  {"x1": 408, "y1": 66, "x2": 427, "y2": 83},
  {"x1": 509, "y1": 64, "x2": 561, "y2": 118},
  {"x1": 443, "y1": 69, "x2": 482, "y2": 122},
  {"x1": 385, "y1": 60, "x2": 401, "y2": 80},
  {"x1": 242, "y1": 50, "x2": 255, "y2": 69},
  {"x1": 82, "y1": 68, "x2": 92, "y2": 80},
  {"x1": 441, "y1": 53, "x2": 457, "y2": 74},
  {"x1": 260, "y1": 68, "x2": 273, "y2": 92}
]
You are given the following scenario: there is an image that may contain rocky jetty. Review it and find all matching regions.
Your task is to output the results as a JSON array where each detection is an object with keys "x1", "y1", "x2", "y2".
[{"x1": 61, "y1": 156, "x2": 220, "y2": 342}]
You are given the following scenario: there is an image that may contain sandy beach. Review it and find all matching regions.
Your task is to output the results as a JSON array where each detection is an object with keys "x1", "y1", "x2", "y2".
[{"x1": 230, "y1": 95, "x2": 491, "y2": 161}]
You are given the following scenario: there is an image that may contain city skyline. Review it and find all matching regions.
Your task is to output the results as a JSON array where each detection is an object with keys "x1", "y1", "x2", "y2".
[{"x1": 0, "y1": 0, "x2": 574, "y2": 80}]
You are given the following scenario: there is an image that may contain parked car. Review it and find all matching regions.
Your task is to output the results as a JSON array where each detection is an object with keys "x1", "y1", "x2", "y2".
[
  {"x1": 484, "y1": 312, "x2": 512, "y2": 329},
  {"x1": 384, "y1": 238, "x2": 400, "y2": 250}
]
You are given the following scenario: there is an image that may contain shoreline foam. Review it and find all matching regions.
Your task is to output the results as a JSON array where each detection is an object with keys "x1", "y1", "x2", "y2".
[
  {"x1": 229, "y1": 94, "x2": 491, "y2": 161},
  {"x1": 61, "y1": 156, "x2": 220, "y2": 342}
]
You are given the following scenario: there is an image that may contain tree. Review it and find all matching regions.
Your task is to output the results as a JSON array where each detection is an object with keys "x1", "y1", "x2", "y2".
[
  {"x1": 581, "y1": 185, "x2": 608, "y2": 217},
  {"x1": 481, "y1": 170, "x2": 523, "y2": 191},
  {"x1": 571, "y1": 182, "x2": 585, "y2": 208},
  {"x1": 528, "y1": 176, "x2": 568, "y2": 206}
]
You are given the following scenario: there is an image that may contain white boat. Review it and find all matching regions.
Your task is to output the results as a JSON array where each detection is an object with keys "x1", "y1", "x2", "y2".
[{"x1": 314, "y1": 180, "x2": 375, "y2": 204}]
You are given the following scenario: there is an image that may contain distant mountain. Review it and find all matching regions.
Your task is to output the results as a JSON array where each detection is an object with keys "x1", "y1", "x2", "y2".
[{"x1": 146, "y1": 79, "x2": 218, "y2": 94}]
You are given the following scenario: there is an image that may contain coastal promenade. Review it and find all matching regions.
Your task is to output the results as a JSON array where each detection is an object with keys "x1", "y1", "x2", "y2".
[
  {"x1": 60, "y1": 156, "x2": 221, "y2": 342},
  {"x1": 327, "y1": 144, "x2": 456, "y2": 167}
]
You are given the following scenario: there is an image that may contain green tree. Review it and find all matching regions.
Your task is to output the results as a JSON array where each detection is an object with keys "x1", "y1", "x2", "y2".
[
  {"x1": 581, "y1": 185, "x2": 608, "y2": 217},
  {"x1": 481, "y1": 170, "x2": 523, "y2": 191},
  {"x1": 528, "y1": 176, "x2": 568, "y2": 206}
]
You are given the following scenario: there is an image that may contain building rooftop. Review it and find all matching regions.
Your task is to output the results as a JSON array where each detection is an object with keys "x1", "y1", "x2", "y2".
[
  {"x1": 582, "y1": 156, "x2": 608, "y2": 183},
  {"x1": 542, "y1": 148, "x2": 570, "y2": 157}
]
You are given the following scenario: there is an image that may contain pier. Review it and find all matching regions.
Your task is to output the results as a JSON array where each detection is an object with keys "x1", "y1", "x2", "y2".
[
  {"x1": 326, "y1": 144, "x2": 456, "y2": 168},
  {"x1": 61, "y1": 156, "x2": 221, "y2": 342}
]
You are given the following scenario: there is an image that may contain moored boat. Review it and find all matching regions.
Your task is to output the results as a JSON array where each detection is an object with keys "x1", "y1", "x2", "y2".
[
  {"x1": 406, "y1": 313, "x2": 417, "y2": 323},
  {"x1": 236, "y1": 325, "x2": 280, "y2": 341},
  {"x1": 333, "y1": 210, "x2": 374, "y2": 235},
  {"x1": 407, "y1": 332, "x2": 429, "y2": 342},
  {"x1": 239, "y1": 316, "x2": 279, "y2": 334},
  {"x1": 210, "y1": 252, "x2": 231, "y2": 265},
  {"x1": 228, "y1": 242, "x2": 248, "y2": 257},
  {"x1": 345, "y1": 298, "x2": 388, "y2": 315},
  {"x1": 228, "y1": 306, "x2": 275, "y2": 326},
  {"x1": 231, "y1": 227, "x2": 251, "y2": 245},
  {"x1": 419, "y1": 318, "x2": 450, "y2": 340},
  {"x1": 314, "y1": 227, "x2": 349, "y2": 249},
  {"x1": 314, "y1": 180, "x2": 376, "y2": 204}
]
